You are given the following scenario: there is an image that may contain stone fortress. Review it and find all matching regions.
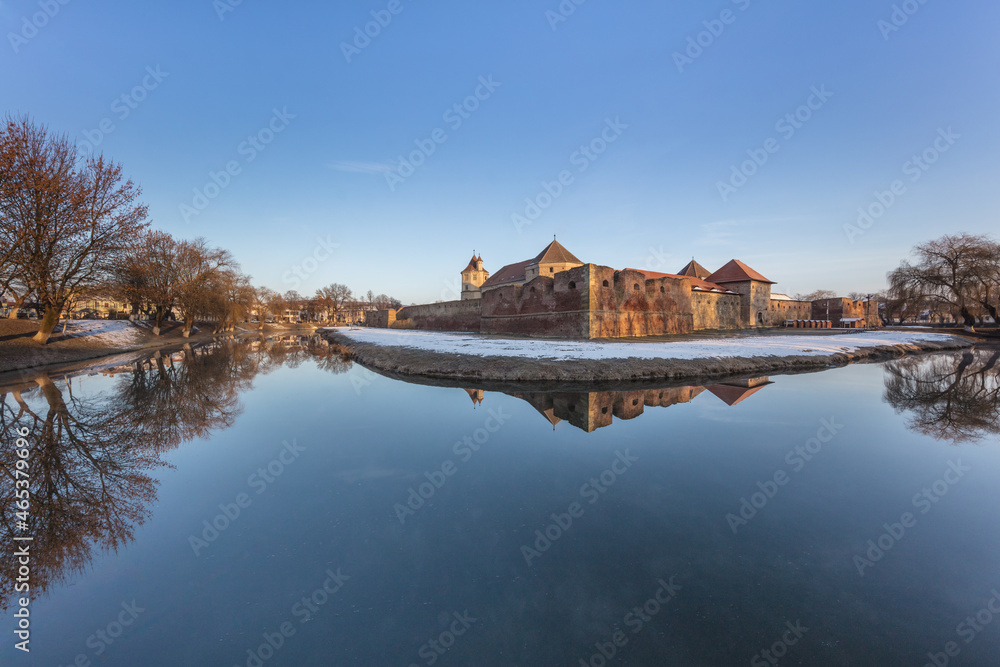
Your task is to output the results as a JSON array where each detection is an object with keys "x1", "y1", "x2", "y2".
[{"x1": 371, "y1": 240, "x2": 876, "y2": 338}]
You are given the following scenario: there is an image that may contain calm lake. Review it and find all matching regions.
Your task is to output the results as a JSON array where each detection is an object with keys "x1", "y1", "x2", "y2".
[{"x1": 2, "y1": 337, "x2": 1000, "y2": 666}]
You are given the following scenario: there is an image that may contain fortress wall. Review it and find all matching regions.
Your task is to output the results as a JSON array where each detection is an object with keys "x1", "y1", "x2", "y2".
[
  {"x1": 690, "y1": 291, "x2": 742, "y2": 331},
  {"x1": 480, "y1": 268, "x2": 590, "y2": 338},
  {"x1": 587, "y1": 266, "x2": 695, "y2": 338},
  {"x1": 392, "y1": 300, "x2": 482, "y2": 332},
  {"x1": 770, "y1": 299, "x2": 812, "y2": 323}
]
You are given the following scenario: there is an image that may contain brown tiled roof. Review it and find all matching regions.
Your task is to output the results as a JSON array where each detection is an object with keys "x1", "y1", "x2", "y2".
[
  {"x1": 462, "y1": 254, "x2": 479, "y2": 272},
  {"x1": 706, "y1": 259, "x2": 775, "y2": 285},
  {"x1": 678, "y1": 259, "x2": 711, "y2": 280},
  {"x1": 480, "y1": 241, "x2": 582, "y2": 290},
  {"x1": 481, "y1": 258, "x2": 534, "y2": 289},
  {"x1": 532, "y1": 240, "x2": 582, "y2": 265},
  {"x1": 626, "y1": 268, "x2": 736, "y2": 294}
]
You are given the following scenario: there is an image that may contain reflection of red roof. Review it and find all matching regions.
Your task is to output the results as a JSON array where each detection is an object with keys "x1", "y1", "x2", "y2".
[
  {"x1": 481, "y1": 258, "x2": 534, "y2": 289},
  {"x1": 705, "y1": 382, "x2": 770, "y2": 406},
  {"x1": 626, "y1": 269, "x2": 736, "y2": 294},
  {"x1": 706, "y1": 259, "x2": 774, "y2": 285}
]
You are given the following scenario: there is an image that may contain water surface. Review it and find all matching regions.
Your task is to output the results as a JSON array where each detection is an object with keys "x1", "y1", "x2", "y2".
[{"x1": 2, "y1": 338, "x2": 999, "y2": 666}]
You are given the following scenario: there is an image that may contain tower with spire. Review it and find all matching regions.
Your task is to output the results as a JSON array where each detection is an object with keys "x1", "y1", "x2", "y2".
[{"x1": 460, "y1": 252, "x2": 489, "y2": 300}]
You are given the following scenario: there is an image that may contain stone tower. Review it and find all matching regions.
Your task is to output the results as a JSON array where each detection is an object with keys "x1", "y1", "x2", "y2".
[{"x1": 461, "y1": 254, "x2": 489, "y2": 300}]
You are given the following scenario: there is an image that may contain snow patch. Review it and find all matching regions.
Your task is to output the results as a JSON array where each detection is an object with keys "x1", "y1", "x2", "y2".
[{"x1": 336, "y1": 329, "x2": 962, "y2": 362}]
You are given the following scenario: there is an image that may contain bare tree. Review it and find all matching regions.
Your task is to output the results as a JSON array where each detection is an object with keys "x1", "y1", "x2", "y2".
[
  {"x1": 316, "y1": 283, "x2": 352, "y2": 323},
  {"x1": 173, "y1": 238, "x2": 233, "y2": 337},
  {"x1": 0, "y1": 116, "x2": 149, "y2": 343},
  {"x1": 888, "y1": 234, "x2": 994, "y2": 330}
]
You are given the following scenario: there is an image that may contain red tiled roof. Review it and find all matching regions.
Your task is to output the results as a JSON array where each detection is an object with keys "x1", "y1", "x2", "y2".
[
  {"x1": 532, "y1": 240, "x2": 582, "y2": 265},
  {"x1": 481, "y1": 258, "x2": 534, "y2": 289},
  {"x1": 625, "y1": 268, "x2": 736, "y2": 294},
  {"x1": 462, "y1": 254, "x2": 479, "y2": 272},
  {"x1": 706, "y1": 259, "x2": 775, "y2": 285},
  {"x1": 480, "y1": 241, "x2": 582, "y2": 290},
  {"x1": 677, "y1": 259, "x2": 711, "y2": 280}
]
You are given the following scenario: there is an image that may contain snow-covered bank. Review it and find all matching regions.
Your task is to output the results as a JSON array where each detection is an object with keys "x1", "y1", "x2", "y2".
[
  {"x1": 332, "y1": 328, "x2": 964, "y2": 361},
  {"x1": 323, "y1": 328, "x2": 973, "y2": 382}
]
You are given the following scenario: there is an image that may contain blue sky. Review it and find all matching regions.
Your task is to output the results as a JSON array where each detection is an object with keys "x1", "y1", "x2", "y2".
[{"x1": 3, "y1": 0, "x2": 997, "y2": 303}]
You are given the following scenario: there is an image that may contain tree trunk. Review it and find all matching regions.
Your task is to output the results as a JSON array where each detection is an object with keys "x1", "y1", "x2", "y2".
[
  {"x1": 33, "y1": 306, "x2": 62, "y2": 344},
  {"x1": 153, "y1": 305, "x2": 166, "y2": 336},
  {"x1": 959, "y1": 307, "x2": 976, "y2": 330},
  {"x1": 182, "y1": 317, "x2": 194, "y2": 338},
  {"x1": 6, "y1": 293, "x2": 27, "y2": 319}
]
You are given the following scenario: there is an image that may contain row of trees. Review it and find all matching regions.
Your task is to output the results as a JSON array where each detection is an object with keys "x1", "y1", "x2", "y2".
[
  {"x1": 1, "y1": 116, "x2": 401, "y2": 343},
  {"x1": 886, "y1": 234, "x2": 1000, "y2": 329}
]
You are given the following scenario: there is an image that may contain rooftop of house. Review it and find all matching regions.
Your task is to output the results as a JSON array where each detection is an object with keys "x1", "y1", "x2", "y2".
[
  {"x1": 626, "y1": 268, "x2": 737, "y2": 294},
  {"x1": 677, "y1": 259, "x2": 712, "y2": 280},
  {"x1": 706, "y1": 259, "x2": 775, "y2": 285},
  {"x1": 482, "y1": 240, "x2": 582, "y2": 290}
]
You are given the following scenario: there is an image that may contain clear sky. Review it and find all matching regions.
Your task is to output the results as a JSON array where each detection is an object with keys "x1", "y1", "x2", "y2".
[{"x1": 3, "y1": 0, "x2": 997, "y2": 303}]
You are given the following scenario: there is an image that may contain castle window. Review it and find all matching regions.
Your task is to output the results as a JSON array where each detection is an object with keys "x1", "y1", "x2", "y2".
[
  {"x1": 549, "y1": 267, "x2": 554, "y2": 273},
  {"x1": 633, "y1": 284, "x2": 639, "y2": 291},
  {"x1": 603, "y1": 280, "x2": 609, "y2": 287},
  {"x1": 602, "y1": 407, "x2": 608, "y2": 414},
  {"x1": 530, "y1": 287, "x2": 535, "y2": 293},
  {"x1": 632, "y1": 399, "x2": 639, "y2": 406},
  {"x1": 660, "y1": 287, "x2": 665, "y2": 293},
  {"x1": 569, "y1": 281, "x2": 576, "y2": 289}
]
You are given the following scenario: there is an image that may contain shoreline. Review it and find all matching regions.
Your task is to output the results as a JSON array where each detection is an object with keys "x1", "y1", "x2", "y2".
[
  {"x1": 322, "y1": 329, "x2": 976, "y2": 383},
  {"x1": 0, "y1": 322, "x2": 323, "y2": 383}
]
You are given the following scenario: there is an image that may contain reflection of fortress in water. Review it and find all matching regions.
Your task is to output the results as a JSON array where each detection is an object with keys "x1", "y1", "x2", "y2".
[{"x1": 464, "y1": 377, "x2": 773, "y2": 432}]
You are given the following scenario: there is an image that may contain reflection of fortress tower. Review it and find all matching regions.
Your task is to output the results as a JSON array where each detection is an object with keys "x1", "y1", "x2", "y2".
[{"x1": 461, "y1": 254, "x2": 489, "y2": 300}]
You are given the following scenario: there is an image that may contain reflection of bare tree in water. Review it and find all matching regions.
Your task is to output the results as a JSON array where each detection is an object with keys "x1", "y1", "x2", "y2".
[
  {"x1": 253, "y1": 335, "x2": 352, "y2": 375},
  {"x1": 0, "y1": 375, "x2": 160, "y2": 612},
  {"x1": 0, "y1": 335, "x2": 350, "y2": 610},
  {"x1": 884, "y1": 348, "x2": 1000, "y2": 443}
]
